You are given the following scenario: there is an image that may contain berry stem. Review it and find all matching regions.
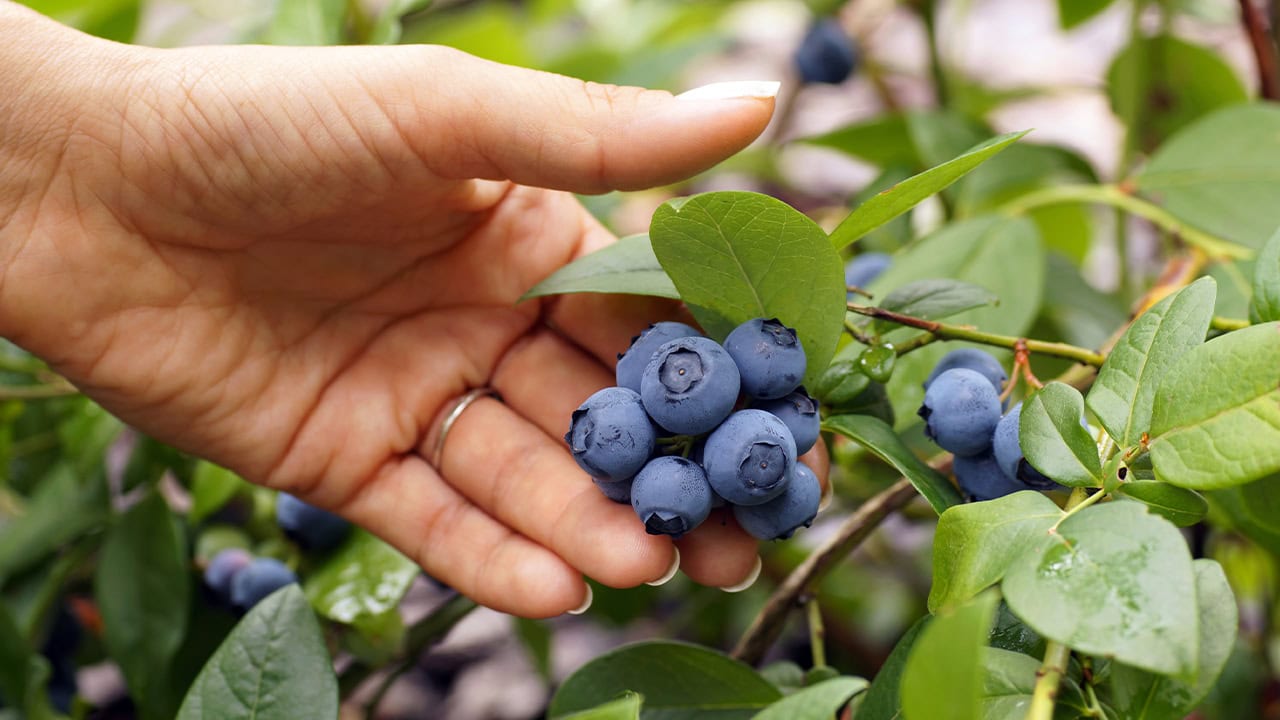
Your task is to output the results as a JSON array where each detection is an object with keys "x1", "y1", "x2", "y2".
[
  {"x1": 806, "y1": 596, "x2": 828, "y2": 670},
  {"x1": 846, "y1": 304, "x2": 1106, "y2": 367},
  {"x1": 998, "y1": 183, "x2": 1252, "y2": 260},
  {"x1": 1026, "y1": 639, "x2": 1071, "y2": 720},
  {"x1": 1211, "y1": 315, "x2": 1250, "y2": 332}
]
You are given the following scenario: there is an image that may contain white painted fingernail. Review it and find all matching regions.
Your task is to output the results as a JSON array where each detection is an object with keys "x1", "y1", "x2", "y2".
[
  {"x1": 645, "y1": 548, "x2": 681, "y2": 587},
  {"x1": 819, "y1": 483, "x2": 834, "y2": 512},
  {"x1": 720, "y1": 556, "x2": 762, "y2": 593},
  {"x1": 567, "y1": 584, "x2": 593, "y2": 615},
  {"x1": 676, "y1": 81, "x2": 781, "y2": 101}
]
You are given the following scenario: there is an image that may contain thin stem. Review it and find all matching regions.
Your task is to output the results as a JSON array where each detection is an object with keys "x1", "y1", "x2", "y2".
[
  {"x1": 731, "y1": 477, "x2": 919, "y2": 665},
  {"x1": 0, "y1": 354, "x2": 46, "y2": 375},
  {"x1": 1211, "y1": 316, "x2": 1250, "y2": 332},
  {"x1": 338, "y1": 593, "x2": 477, "y2": 697},
  {"x1": 1050, "y1": 486, "x2": 1106, "y2": 534},
  {"x1": 848, "y1": 304, "x2": 1106, "y2": 367},
  {"x1": 1239, "y1": 0, "x2": 1280, "y2": 100},
  {"x1": 0, "y1": 382, "x2": 78, "y2": 400},
  {"x1": 807, "y1": 597, "x2": 827, "y2": 669},
  {"x1": 844, "y1": 318, "x2": 875, "y2": 346},
  {"x1": 1025, "y1": 639, "x2": 1071, "y2": 720},
  {"x1": 1000, "y1": 184, "x2": 1253, "y2": 260}
]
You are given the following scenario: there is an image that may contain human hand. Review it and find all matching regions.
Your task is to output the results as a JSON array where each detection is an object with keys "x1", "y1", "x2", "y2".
[{"x1": 0, "y1": 4, "x2": 825, "y2": 617}]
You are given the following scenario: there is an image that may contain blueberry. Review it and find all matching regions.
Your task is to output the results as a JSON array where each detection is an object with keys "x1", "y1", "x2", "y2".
[
  {"x1": 630, "y1": 457, "x2": 713, "y2": 538},
  {"x1": 702, "y1": 409, "x2": 797, "y2": 506},
  {"x1": 794, "y1": 19, "x2": 858, "y2": 85},
  {"x1": 615, "y1": 321, "x2": 702, "y2": 393},
  {"x1": 203, "y1": 547, "x2": 253, "y2": 599},
  {"x1": 230, "y1": 557, "x2": 298, "y2": 612},
  {"x1": 41, "y1": 606, "x2": 82, "y2": 660},
  {"x1": 276, "y1": 493, "x2": 351, "y2": 551},
  {"x1": 46, "y1": 657, "x2": 76, "y2": 713},
  {"x1": 918, "y1": 368, "x2": 1002, "y2": 456},
  {"x1": 733, "y1": 462, "x2": 822, "y2": 540},
  {"x1": 593, "y1": 477, "x2": 633, "y2": 504},
  {"x1": 924, "y1": 348, "x2": 1007, "y2": 394},
  {"x1": 566, "y1": 387, "x2": 657, "y2": 481},
  {"x1": 640, "y1": 337, "x2": 741, "y2": 434},
  {"x1": 723, "y1": 318, "x2": 806, "y2": 400},
  {"x1": 954, "y1": 451, "x2": 1028, "y2": 502},
  {"x1": 754, "y1": 388, "x2": 820, "y2": 455},
  {"x1": 992, "y1": 404, "x2": 1061, "y2": 491},
  {"x1": 844, "y1": 252, "x2": 891, "y2": 293}
]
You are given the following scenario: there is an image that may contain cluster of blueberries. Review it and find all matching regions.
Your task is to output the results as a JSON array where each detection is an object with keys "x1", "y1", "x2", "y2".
[
  {"x1": 202, "y1": 493, "x2": 351, "y2": 612},
  {"x1": 567, "y1": 318, "x2": 823, "y2": 542},
  {"x1": 917, "y1": 349, "x2": 1062, "y2": 501}
]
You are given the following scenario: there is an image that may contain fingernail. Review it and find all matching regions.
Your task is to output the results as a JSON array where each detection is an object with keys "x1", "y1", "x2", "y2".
[
  {"x1": 645, "y1": 548, "x2": 681, "y2": 587},
  {"x1": 819, "y1": 482, "x2": 834, "y2": 512},
  {"x1": 567, "y1": 584, "x2": 593, "y2": 615},
  {"x1": 720, "y1": 556, "x2": 762, "y2": 593},
  {"x1": 676, "y1": 81, "x2": 781, "y2": 102}
]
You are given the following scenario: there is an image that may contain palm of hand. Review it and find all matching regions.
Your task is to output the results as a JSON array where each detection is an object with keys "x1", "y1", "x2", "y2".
[{"x1": 2, "y1": 42, "x2": 773, "y2": 615}]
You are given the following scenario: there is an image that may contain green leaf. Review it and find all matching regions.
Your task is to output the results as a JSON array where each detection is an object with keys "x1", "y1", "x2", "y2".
[
  {"x1": 649, "y1": 191, "x2": 846, "y2": 386},
  {"x1": 869, "y1": 216, "x2": 1044, "y2": 426},
  {"x1": 188, "y1": 461, "x2": 247, "y2": 525},
  {"x1": 929, "y1": 492, "x2": 1062, "y2": 612},
  {"x1": 263, "y1": 0, "x2": 345, "y2": 45},
  {"x1": 0, "y1": 601, "x2": 31, "y2": 709},
  {"x1": 0, "y1": 464, "x2": 107, "y2": 582},
  {"x1": 96, "y1": 492, "x2": 190, "y2": 719},
  {"x1": 515, "y1": 617, "x2": 553, "y2": 681},
  {"x1": 548, "y1": 641, "x2": 782, "y2": 720},
  {"x1": 303, "y1": 529, "x2": 418, "y2": 625},
  {"x1": 900, "y1": 591, "x2": 999, "y2": 720},
  {"x1": 750, "y1": 677, "x2": 867, "y2": 720},
  {"x1": 1211, "y1": 474, "x2": 1280, "y2": 556},
  {"x1": 1149, "y1": 322, "x2": 1280, "y2": 489},
  {"x1": 1085, "y1": 278, "x2": 1216, "y2": 448},
  {"x1": 829, "y1": 131, "x2": 1028, "y2": 250},
  {"x1": 521, "y1": 234, "x2": 679, "y2": 302},
  {"x1": 1108, "y1": 36, "x2": 1249, "y2": 151},
  {"x1": 1020, "y1": 383, "x2": 1102, "y2": 487},
  {"x1": 560, "y1": 692, "x2": 643, "y2": 720},
  {"x1": 368, "y1": 0, "x2": 432, "y2": 44},
  {"x1": 1137, "y1": 105, "x2": 1280, "y2": 250},
  {"x1": 858, "y1": 617, "x2": 928, "y2": 720},
  {"x1": 1003, "y1": 501, "x2": 1199, "y2": 676},
  {"x1": 822, "y1": 414, "x2": 962, "y2": 514},
  {"x1": 1107, "y1": 560, "x2": 1237, "y2": 720},
  {"x1": 980, "y1": 647, "x2": 1088, "y2": 719},
  {"x1": 1116, "y1": 481, "x2": 1208, "y2": 527},
  {"x1": 873, "y1": 280, "x2": 998, "y2": 332},
  {"x1": 1250, "y1": 226, "x2": 1280, "y2": 323},
  {"x1": 1058, "y1": 0, "x2": 1117, "y2": 29},
  {"x1": 176, "y1": 585, "x2": 338, "y2": 720}
]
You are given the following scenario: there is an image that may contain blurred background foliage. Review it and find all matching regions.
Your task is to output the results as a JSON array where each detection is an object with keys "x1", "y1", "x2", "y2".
[{"x1": 4, "y1": 0, "x2": 1280, "y2": 718}]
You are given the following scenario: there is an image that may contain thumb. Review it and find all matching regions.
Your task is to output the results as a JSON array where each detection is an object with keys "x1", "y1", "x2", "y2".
[{"x1": 380, "y1": 47, "x2": 778, "y2": 194}]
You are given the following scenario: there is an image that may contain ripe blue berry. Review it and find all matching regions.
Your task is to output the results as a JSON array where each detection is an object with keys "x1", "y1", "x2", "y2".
[
  {"x1": 992, "y1": 404, "x2": 1060, "y2": 490},
  {"x1": 630, "y1": 457, "x2": 713, "y2": 538},
  {"x1": 615, "y1": 321, "x2": 702, "y2": 393},
  {"x1": 566, "y1": 387, "x2": 657, "y2": 481},
  {"x1": 593, "y1": 477, "x2": 633, "y2": 504},
  {"x1": 954, "y1": 451, "x2": 1028, "y2": 502},
  {"x1": 723, "y1": 318, "x2": 806, "y2": 400},
  {"x1": 203, "y1": 547, "x2": 253, "y2": 599},
  {"x1": 919, "y1": 368, "x2": 1002, "y2": 457},
  {"x1": 733, "y1": 462, "x2": 822, "y2": 540},
  {"x1": 924, "y1": 348, "x2": 1007, "y2": 394},
  {"x1": 844, "y1": 252, "x2": 891, "y2": 292},
  {"x1": 276, "y1": 493, "x2": 351, "y2": 551},
  {"x1": 794, "y1": 19, "x2": 858, "y2": 85},
  {"x1": 640, "y1": 337, "x2": 741, "y2": 434},
  {"x1": 755, "y1": 388, "x2": 820, "y2": 455},
  {"x1": 703, "y1": 409, "x2": 797, "y2": 506},
  {"x1": 230, "y1": 557, "x2": 298, "y2": 612}
]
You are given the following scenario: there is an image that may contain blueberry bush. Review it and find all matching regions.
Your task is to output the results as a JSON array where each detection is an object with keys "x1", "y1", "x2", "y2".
[{"x1": 4, "y1": 0, "x2": 1280, "y2": 718}]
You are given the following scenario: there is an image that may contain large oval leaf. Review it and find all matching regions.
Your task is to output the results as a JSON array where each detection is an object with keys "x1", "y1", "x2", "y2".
[
  {"x1": 96, "y1": 492, "x2": 190, "y2": 719},
  {"x1": 1252, "y1": 227, "x2": 1280, "y2": 323},
  {"x1": 1211, "y1": 474, "x2": 1280, "y2": 555},
  {"x1": 1149, "y1": 322, "x2": 1280, "y2": 489},
  {"x1": 1020, "y1": 382, "x2": 1102, "y2": 487},
  {"x1": 1003, "y1": 501, "x2": 1199, "y2": 676},
  {"x1": 649, "y1": 191, "x2": 845, "y2": 386},
  {"x1": 1116, "y1": 481, "x2": 1208, "y2": 527},
  {"x1": 548, "y1": 641, "x2": 782, "y2": 720},
  {"x1": 1085, "y1": 277, "x2": 1215, "y2": 449},
  {"x1": 520, "y1": 234, "x2": 678, "y2": 301},
  {"x1": 822, "y1": 414, "x2": 962, "y2": 514},
  {"x1": 751, "y1": 677, "x2": 868, "y2": 720},
  {"x1": 177, "y1": 585, "x2": 338, "y2": 720},
  {"x1": 900, "y1": 591, "x2": 999, "y2": 720},
  {"x1": 1137, "y1": 105, "x2": 1280, "y2": 249},
  {"x1": 303, "y1": 529, "x2": 418, "y2": 625},
  {"x1": 858, "y1": 617, "x2": 929, "y2": 720}
]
